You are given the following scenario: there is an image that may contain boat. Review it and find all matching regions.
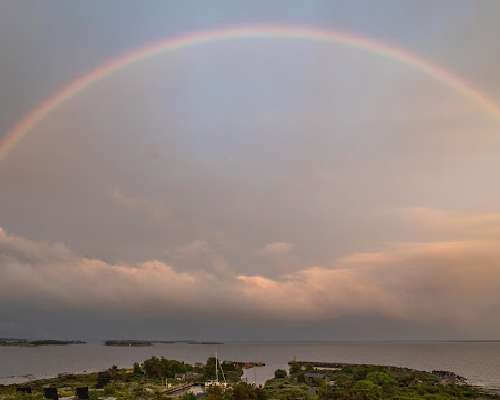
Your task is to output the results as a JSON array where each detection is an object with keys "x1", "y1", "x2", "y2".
[{"x1": 204, "y1": 352, "x2": 228, "y2": 389}]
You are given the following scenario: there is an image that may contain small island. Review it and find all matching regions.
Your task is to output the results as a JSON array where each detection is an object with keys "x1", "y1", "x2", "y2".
[
  {"x1": 104, "y1": 340, "x2": 153, "y2": 347},
  {"x1": 0, "y1": 339, "x2": 86, "y2": 347},
  {"x1": 103, "y1": 340, "x2": 224, "y2": 347}
]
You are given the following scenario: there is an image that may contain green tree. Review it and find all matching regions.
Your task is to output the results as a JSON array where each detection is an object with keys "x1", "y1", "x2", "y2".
[
  {"x1": 353, "y1": 367, "x2": 368, "y2": 381},
  {"x1": 274, "y1": 369, "x2": 288, "y2": 379},
  {"x1": 205, "y1": 357, "x2": 218, "y2": 380},
  {"x1": 141, "y1": 356, "x2": 191, "y2": 379},
  {"x1": 207, "y1": 387, "x2": 225, "y2": 400},
  {"x1": 143, "y1": 356, "x2": 162, "y2": 379},
  {"x1": 366, "y1": 371, "x2": 397, "y2": 396},
  {"x1": 133, "y1": 362, "x2": 143, "y2": 376},
  {"x1": 289, "y1": 362, "x2": 302, "y2": 375},
  {"x1": 352, "y1": 380, "x2": 382, "y2": 400},
  {"x1": 103, "y1": 385, "x2": 115, "y2": 397},
  {"x1": 255, "y1": 387, "x2": 267, "y2": 400},
  {"x1": 317, "y1": 379, "x2": 330, "y2": 400},
  {"x1": 232, "y1": 382, "x2": 257, "y2": 400},
  {"x1": 366, "y1": 372, "x2": 396, "y2": 386}
]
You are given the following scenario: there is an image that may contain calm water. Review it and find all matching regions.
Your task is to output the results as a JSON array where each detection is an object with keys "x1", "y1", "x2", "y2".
[{"x1": 1, "y1": 342, "x2": 500, "y2": 388}]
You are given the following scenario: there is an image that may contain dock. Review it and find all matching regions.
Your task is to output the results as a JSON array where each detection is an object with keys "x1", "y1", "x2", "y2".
[{"x1": 165, "y1": 383, "x2": 193, "y2": 395}]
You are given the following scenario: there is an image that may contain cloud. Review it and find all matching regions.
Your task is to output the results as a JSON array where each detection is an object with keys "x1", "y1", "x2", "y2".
[
  {"x1": 111, "y1": 188, "x2": 171, "y2": 221},
  {"x1": 167, "y1": 240, "x2": 234, "y2": 276},
  {"x1": 397, "y1": 207, "x2": 500, "y2": 236},
  {"x1": 172, "y1": 240, "x2": 212, "y2": 259},
  {"x1": 2, "y1": 216, "x2": 500, "y2": 337},
  {"x1": 260, "y1": 242, "x2": 294, "y2": 256},
  {"x1": 256, "y1": 241, "x2": 301, "y2": 276},
  {"x1": 0, "y1": 228, "x2": 238, "y2": 317},
  {"x1": 240, "y1": 238, "x2": 500, "y2": 334}
]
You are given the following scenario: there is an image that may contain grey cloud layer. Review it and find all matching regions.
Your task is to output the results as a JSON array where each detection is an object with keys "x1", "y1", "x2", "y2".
[{"x1": 2, "y1": 208, "x2": 500, "y2": 337}]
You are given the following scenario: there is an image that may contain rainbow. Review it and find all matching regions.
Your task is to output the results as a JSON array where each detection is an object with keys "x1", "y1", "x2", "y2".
[{"x1": 1, "y1": 24, "x2": 499, "y2": 161}]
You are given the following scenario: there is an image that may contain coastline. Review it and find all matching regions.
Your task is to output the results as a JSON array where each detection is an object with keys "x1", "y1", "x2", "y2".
[
  {"x1": 2, "y1": 341, "x2": 500, "y2": 389},
  {"x1": 2, "y1": 360, "x2": 500, "y2": 400}
]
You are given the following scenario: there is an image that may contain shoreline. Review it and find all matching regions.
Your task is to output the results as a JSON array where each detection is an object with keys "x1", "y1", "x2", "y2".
[
  {"x1": 2, "y1": 365, "x2": 500, "y2": 392},
  {"x1": 2, "y1": 341, "x2": 500, "y2": 389},
  {"x1": 2, "y1": 360, "x2": 500, "y2": 400}
]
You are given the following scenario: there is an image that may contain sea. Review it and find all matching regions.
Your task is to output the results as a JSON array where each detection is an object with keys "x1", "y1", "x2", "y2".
[{"x1": 1, "y1": 341, "x2": 500, "y2": 389}]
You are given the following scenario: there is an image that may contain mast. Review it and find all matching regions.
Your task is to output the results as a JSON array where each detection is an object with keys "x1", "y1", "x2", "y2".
[
  {"x1": 220, "y1": 359, "x2": 226, "y2": 384},
  {"x1": 215, "y1": 351, "x2": 219, "y2": 383}
]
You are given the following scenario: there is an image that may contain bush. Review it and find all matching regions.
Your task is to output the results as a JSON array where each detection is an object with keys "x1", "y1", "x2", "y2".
[{"x1": 181, "y1": 393, "x2": 197, "y2": 400}]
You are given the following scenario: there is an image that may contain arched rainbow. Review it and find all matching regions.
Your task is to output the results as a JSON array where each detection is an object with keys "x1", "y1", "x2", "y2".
[{"x1": 1, "y1": 25, "x2": 499, "y2": 161}]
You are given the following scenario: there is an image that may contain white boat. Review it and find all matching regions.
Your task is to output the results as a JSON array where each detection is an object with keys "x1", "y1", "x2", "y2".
[{"x1": 204, "y1": 352, "x2": 228, "y2": 389}]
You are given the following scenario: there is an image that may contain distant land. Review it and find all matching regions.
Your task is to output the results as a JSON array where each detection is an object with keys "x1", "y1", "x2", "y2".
[
  {"x1": 0, "y1": 339, "x2": 86, "y2": 347},
  {"x1": 0, "y1": 338, "x2": 225, "y2": 347},
  {"x1": 104, "y1": 340, "x2": 223, "y2": 346},
  {"x1": 104, "y1": 340, "x2": 153, "y2": 347}
]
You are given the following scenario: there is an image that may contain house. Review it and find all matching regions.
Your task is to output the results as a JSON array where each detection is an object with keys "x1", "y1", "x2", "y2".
[{"x1": 304, "y1": 372, "x2": 326, "y2": 380}]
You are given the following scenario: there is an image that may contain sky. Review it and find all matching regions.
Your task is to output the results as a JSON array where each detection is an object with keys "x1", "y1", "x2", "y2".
[{"x1": 1, "y1": 0, "x2": 500, "y2": 340}]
